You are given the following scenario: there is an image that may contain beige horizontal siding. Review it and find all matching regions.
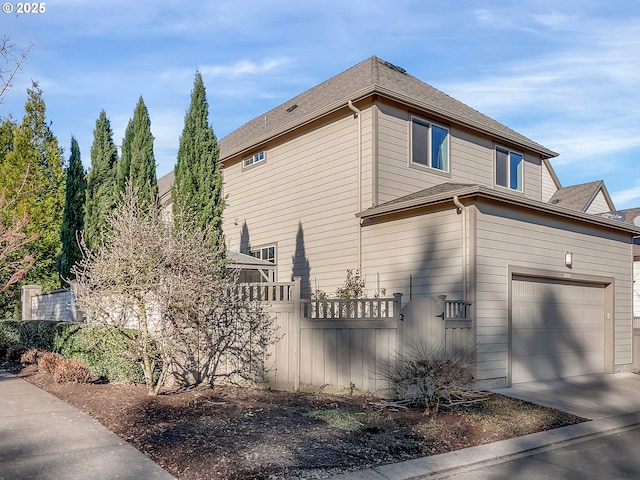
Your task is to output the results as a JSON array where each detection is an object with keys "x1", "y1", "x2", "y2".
[
  {"x1": 223, "y1": 112, "x2": 367, "y2": 295},
  {"x1": 541, "y1": 161, "x2": 558, "y2": 202},
  {"x1": 523, "y1": 155, "x2": 542, "y2": 202},
  {"x1": 473, "y1": 200, "x2": 633, "y2": 382},
  {"x1": 375, "y1": 101, "x2": 544, "y2": 205},
  {"x1": 361, "y1": 207, "x2": 464, "y2": 298}
]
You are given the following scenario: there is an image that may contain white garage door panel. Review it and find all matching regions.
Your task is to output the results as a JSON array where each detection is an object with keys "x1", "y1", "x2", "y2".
[{"x1": 511, "y1": 277, "x2": 604, "y2": 384}]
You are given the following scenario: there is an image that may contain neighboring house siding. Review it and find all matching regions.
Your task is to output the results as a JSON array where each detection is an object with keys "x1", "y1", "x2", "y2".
[
  {"x1": 360, "y1": 206, "x2": 464, "y2": 299},
  {"x1": 634, "y1": 261, "x2": 640, "y2": 316},
  {"x1": 474, "y1": 200, "x2": 633, "y2": 382},
  {"x1": 586, "y1": 190, "x2": 611, "y2": 214},
  {"x1": 223, "y1": 112, "x2": 365, "y2": 295}
]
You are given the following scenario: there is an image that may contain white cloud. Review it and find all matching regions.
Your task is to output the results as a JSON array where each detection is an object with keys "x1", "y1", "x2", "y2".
[
  {"x1": 199, "y1": 58, "x2": 290, "y2": 79},
  {"x1": 612, "y1": 184, "x2": 640, "y2": 209}
]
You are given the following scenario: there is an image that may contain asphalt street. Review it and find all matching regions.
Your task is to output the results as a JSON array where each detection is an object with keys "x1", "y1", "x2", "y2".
[{"x1": 436, "y1": 425, "x2": 640, "y2": 480}]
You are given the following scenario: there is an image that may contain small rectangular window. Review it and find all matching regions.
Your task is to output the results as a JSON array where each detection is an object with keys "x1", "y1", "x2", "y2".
[
  {"x1": 411, "y1": 117, "x2": 449, "y2": 172},
  {"x1": 244, "y1": 151, "x2": 265, "y2": 168},
  {"x1": 250, "y1": 245, "x2": 276, "y2": 264},
  {"x1": 495, "y1": 146, "x2": 523, "y2": 191}
]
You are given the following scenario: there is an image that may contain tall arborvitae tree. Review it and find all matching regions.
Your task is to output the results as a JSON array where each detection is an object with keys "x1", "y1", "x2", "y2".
[
  {"x1": 117, "y1": 97, "x2": 158, "y2": 210},
  {"x1": 84, "y1": 110, "x2": 118, "y2": 251},
  {"x1": 172, "y1": 72, "x2": 224, "y2": 247},
  {"x1": 56, "y1": 136, "x2": 86, "y2": 286},
  {"x1": 0, "y1": 82, "x2": 65, "y2": 316}
]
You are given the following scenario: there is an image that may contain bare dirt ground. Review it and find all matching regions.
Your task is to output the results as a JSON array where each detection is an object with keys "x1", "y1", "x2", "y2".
[{"x1": 11, "y1": 364, "x2": 585, "y2": 480}]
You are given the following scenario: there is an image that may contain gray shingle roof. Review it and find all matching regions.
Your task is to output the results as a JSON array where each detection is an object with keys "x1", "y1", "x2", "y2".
[
  {"x1": 357, "y1": 182, "x2": 640, "y2": 237},
  {"x1": 219, "y1": 56, "x2": 558, "y2": 160},
  {"x1": 548, "y1": 181, "x2": 605, "y2": 212}
]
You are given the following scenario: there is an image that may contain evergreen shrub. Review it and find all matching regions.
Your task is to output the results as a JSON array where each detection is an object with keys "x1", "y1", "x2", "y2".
[{"x1": 0, "y1": 320, "x2": 147, "y2": 383}]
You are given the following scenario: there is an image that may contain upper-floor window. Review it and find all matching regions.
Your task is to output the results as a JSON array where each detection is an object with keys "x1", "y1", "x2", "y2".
[
  {"x1": 495, "y1": 146, "x2": 523, "y2": 191},
  {"x1": 411, "y1": 117, "x2": 449, "y2": 172},
  {"x1": 244, "y1": 151, "x2": 265, "y2": 168}
]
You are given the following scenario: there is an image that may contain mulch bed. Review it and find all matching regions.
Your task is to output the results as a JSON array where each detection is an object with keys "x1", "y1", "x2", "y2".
[{"x1": 10, "y1": 364, "x2": 586, "y2": 479}]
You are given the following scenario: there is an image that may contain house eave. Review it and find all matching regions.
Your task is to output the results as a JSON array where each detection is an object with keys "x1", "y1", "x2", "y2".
[{"x1": 358, "y1": 185, "x2": 640, "y2": 236}]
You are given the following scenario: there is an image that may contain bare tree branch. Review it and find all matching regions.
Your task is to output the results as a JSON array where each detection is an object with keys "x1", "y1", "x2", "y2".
[
  {"x1": 73, "y1": 185, "x2": 276, "y2": 395},
  {"x1": 0, "y1": 33, "x2": 33, "y2": 102}
]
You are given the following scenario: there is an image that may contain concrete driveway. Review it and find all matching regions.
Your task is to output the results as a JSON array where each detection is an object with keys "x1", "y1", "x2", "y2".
[{"x1": 491, "y1": 372, "x2": 640, "y2": 420}]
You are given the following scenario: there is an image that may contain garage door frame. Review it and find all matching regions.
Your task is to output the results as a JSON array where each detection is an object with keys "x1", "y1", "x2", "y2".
[{"x1": 508, "y1": 266, "x2": 614, "y2": 386}]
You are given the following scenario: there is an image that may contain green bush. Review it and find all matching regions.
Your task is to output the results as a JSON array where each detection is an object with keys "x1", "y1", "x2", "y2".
[
  {"x1": 0, "y1": 320, "x2": 148, "y2": 384},
  {"x1": 0, "y1": 320, "x2": 58, "y2": 351},
  {"x1": 54, "y1": 323, "x2": 146, "y2": 384}
]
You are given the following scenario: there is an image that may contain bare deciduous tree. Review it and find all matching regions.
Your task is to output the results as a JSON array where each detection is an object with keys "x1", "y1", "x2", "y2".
[
  {"x1": 1, "y1": 168, "x2": 39, "y2": 293},
  {"x1": 73, "y1": 185, "x2": 275, "y2": 395},
  {"x1": 0, "y1": 33, "x2": 32, "y2": 102}
]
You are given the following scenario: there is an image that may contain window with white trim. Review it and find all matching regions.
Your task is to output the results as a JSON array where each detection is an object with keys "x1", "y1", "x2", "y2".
[
  {"x1": 495, "y1": 146, "x2": 523, "y2": 191},
  {"x1": 244, "y1": 151, "x2": 265, "y2": 168},
  {"x1": 250, "y1": 245, "x2": 276, "y2": 264},
  {"x1": 411, "y1": 117, "x2": 449, "y2": 172}
]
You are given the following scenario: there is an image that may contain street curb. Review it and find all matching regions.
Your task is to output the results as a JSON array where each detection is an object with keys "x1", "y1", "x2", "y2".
[{"x1": 329, "y1": 412, "x2": 640, "y2": 480}]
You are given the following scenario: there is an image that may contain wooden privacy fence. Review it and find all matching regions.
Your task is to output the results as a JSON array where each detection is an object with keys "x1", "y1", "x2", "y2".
[{"x1": 253, "y1": 278, "x2": 474, "y2": 394}]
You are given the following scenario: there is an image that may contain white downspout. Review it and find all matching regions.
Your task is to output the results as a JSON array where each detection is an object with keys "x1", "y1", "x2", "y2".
[
  {"x1": 348, "y1": 100, "x2": 363, "y2": 270},
  {"x1": 453, "y1": 195, "x2": 466, "y2": 301}
]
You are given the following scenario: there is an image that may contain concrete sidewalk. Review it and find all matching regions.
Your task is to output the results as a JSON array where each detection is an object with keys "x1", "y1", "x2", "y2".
[
  {"x1": 329, "y1": 373, "x2": 640, "y2": 480},
  {"x1": 0, "y1": 371, "x2": 176, "y2": 480}
]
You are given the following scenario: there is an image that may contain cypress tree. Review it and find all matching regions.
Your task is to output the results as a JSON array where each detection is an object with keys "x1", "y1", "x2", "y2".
[
  {"x1": 56, "y1": 136, "x2": 86, "y2": 285},
  {"x1": 0, "y1": 83, "x2": 65, "y2": 316},
  {"x1": 172, "y1": 72, "x2": 224, "y2": 247},
  {"x1": 118, "y1": 96, "x2": 158, "y2": 210},
  {"x1": 84, "y1": 110, "x2": 118, "y2": 251}
]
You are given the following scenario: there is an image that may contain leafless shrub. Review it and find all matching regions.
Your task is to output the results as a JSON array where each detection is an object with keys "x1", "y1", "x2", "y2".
[
  {"x1": 37, "y1": 351, "x2": 63, "y2": 375},
  {"x1": 73, "y1": 184, "x2": 275, "y2": 395},
  {"x1": 380, "y1": 343, "x2": 487, "y2": 416},
  {"x1": 20, "y1": 347, "x2": 40, "y2": 365},
  {"x1": 53, "y1": 358, "x2": 91, "y2": 384}
]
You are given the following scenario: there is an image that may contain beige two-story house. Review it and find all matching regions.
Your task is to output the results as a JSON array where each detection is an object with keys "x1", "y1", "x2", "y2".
[{"x1": 161, "y1": 56, "x2": 639, "y2": 388}]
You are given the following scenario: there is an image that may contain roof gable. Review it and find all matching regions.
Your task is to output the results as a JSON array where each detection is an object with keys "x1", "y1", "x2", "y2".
[
  {"x1": 219, "y1": 56, "x2": 558, "y2": 160},
  {"x1": 548, "y1": 180, "x2": 615, "y2": 213}
]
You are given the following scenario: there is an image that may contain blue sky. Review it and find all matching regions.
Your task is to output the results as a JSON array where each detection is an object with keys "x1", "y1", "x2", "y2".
[{"x1": 2, "y1": 0, "x2": 640, "y2": 208}]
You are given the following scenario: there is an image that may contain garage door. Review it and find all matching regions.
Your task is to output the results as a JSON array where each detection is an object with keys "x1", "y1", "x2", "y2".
[{"x1": 511, "y1": 277, "x2": 604, "y2": 384}]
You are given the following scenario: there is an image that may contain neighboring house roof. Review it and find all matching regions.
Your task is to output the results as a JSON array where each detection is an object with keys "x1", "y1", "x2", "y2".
[
  {"x1": 219, "y1": 56, "x2": 558, "y2": 161},
  {"x1": 548, "y1": 180, "x2": 614, "y2": 213},
  {"x1": 620, "y1": 208, "x2": 640, "y2": 225},
  {"x1": 358, "y1": 182, "x2": 640, "y2": 236},
  {"x1": 618, "y1": 207, "x2": 640, "y2": 258}
]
